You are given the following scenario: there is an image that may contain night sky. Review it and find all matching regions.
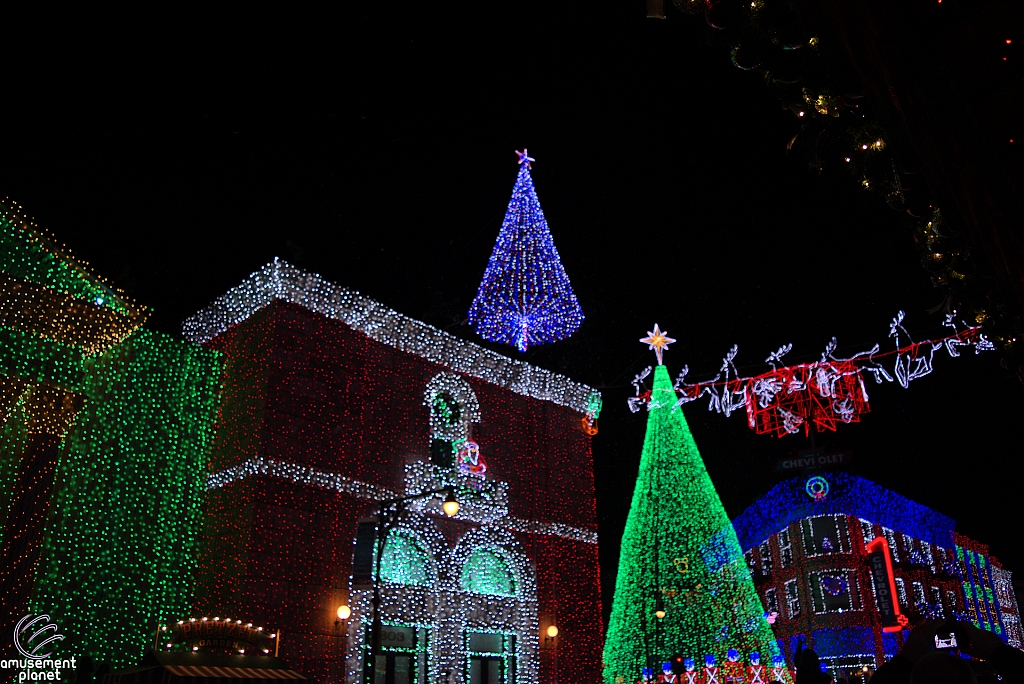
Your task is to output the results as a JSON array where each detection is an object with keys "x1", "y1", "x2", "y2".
[{"x1": 4, "y1": 6, "x2": 1020, "y2": 620}]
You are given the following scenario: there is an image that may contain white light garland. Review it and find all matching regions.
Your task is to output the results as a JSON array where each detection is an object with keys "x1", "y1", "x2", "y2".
[
  {"x1": 182, "y1": 258, "x2": 601, "y2": 418},
  {"x1": 403, "y1": 461, "x2": 508, "y2": 525},
  {"x1": 207, "y1": 455, "x2": 397, "y2": 501},
  {"x1": 207, "y1": 456, "x2": 597, "y2": 545}
]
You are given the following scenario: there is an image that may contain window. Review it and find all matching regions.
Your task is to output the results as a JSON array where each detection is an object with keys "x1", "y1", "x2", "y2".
[
  {"x1": 429, "y1": 392, "x2": 462, "y2": 468},
  {"x1": 801, "y1": 516, "x2": 850, "y2": 556},
  {"x1": 895, "y1": 578, "x2": 907, "y2": 607},
  {"x1": 912, "y1": 581, "x2": 927, "y2": 607},
  {"x1": 930, "y1": 587, "x2": 943, "y2": 613},
  {"x1": 467, "y1": 632, "x2": 516, "y2": 684},
  {"x1": 811, "y1": 571, "x2": 855, "y2": 614},
  {"x1": 1003, "y1": 614, "x2": 1023, "y2": 650},
  {"x1": 946, "y1": 590, "x2": 959, "y2": 614},
  {"x1": 764, "y1": 588, "x2": 779, "y2": 615},
  {"x1": 380, "y1": 531, "x2": 436, "y2": 586},
  {"x1": 425, "y1": 373, "x2": 480, "y2": 468},
  {"x1": 461, "y1": 547, "x2": 516, "y2": 597},
  {"x1": 759, "y1": 542, "x2": 773, "y2": 576},
  {"x1": 859, "y1": 519, "x2": 874, "y2": 548},
  {"x1": 784, "y1": 580, "x2": 801, "y2": 618},
  {"x1": 778, "y1": 528, "x2": 793, "y2": 569},
  {"x1": 366, "y1": 625, "x2": 431, "y2": 684},
  {"x1": 882, "y1": 528, "x2": 899, "y2": 562},
  {"x1": 745, "y1": 550, "x2": 756, "y2": 574},
  {"x1": 903, "y1": 535, "x2": 930, "y2": 567}
]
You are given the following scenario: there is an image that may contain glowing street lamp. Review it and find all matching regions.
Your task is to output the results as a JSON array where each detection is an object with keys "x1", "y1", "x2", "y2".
[
  {"x1": 655, "y1": 595, "x2": 667, "y2": 620},
  {"x1": 443, "y1": 491, "x2": 460, "y2": 517}
]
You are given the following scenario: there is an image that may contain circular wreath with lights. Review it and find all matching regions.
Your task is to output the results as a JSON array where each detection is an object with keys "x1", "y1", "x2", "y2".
[{"x1": 805, "y1": 475, "x2": 829, "y2": 500}]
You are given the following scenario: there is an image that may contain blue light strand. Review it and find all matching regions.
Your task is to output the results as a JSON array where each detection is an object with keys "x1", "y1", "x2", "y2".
[{"x1": 468, "y1": 156, "x2": 583, "y2": 352}]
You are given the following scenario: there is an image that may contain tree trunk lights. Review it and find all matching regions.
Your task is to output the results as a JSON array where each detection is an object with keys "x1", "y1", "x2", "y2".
[{"x1": 603, "y1": 365, "x2": 783, "y2": 684}]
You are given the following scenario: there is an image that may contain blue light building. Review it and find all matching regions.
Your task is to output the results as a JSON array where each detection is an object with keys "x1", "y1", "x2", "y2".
[{"x1": 732, "y1": 473, "x2": 1021, "y2": 679}]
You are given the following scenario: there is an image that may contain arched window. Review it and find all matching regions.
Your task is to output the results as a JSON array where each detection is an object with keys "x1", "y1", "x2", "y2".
[
  {"x1": 380, "y1": 530, "x2": 435, "y2": 586},
  {"x1": 429, "y1": 391, "x2": 463, "y2": 468},
  {"x1": 425, "y1": 373, "x2": 481, "y2": 469},
  {"x1": 460, "y1": 547, "x2": 516, "y2": 597}
]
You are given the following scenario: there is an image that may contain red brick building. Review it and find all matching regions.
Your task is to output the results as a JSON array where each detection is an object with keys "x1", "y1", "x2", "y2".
[{"x1": 183, "y1": 259, "x2": 604, "y2": 684}]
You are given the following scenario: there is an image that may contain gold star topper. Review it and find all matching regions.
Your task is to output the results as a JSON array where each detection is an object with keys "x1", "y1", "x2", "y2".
[{"x1": 640, "y1": 323, "x2": 676, "y2": 365}]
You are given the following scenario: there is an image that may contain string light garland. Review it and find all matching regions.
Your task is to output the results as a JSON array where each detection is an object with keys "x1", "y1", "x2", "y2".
[
  {"x1": 206, "y1": 455, "x2": 596, "y2": 543},
  {"x1": 182, "y1": 258, "x2": 600, "y2": 418},
  {"x1": 603, "y1": 363, "x2": 783, "y2": 684},
  {"x1": 0, "y1": 273, "x2": 143, "y2": 355},
  {"x1": 467, "y1": 151, "x2": 584, "y2": 352},
  {"x1": 0, "y1": 199, "x2": 146, "y2": 322},
  {"x1": 628, "y1": 312, "x2": 993, "y2": 437},
  {"x1": 191, "y1": 289, "x2": 604, "y2": 683},
  {"x1": 157, "y1": 617, "x2": 280, "y2": 655}
]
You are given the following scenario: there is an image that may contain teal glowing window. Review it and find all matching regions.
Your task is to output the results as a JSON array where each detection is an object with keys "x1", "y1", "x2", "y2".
[
  {"x1": 460, "y1": 547, "x2": 516, "y2": 597},
  {"x1": 380, "y1": 531, "x2": 435, "y2": 586}
]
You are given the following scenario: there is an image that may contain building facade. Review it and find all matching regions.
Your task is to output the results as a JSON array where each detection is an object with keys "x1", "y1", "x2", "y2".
[
  {"x1": 184, "y1": 259, "x2": 604, "y2": 684},
  {"x1": 732, "y1": 473, "x2": 1021, "y2": 678},
  {"x1": 0, "y1": 200, "x2": 222, "y2": 669}
]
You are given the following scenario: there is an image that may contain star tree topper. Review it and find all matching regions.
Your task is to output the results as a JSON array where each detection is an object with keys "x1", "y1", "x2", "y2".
[
  {"x1": 516, "y1": 148, "x2": 535, "y2": 169},
  {"x1": 640, "y1": 323, "x2": 676, "y2": 365}
]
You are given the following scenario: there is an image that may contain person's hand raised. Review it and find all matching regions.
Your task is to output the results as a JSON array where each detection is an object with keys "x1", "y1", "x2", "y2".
[
  {"x1": 958, "y1": 622, "x2": 1006, "y2": 660},
  {"x1": 901, "y1": 619, "x2": 945, "y2": 663}
]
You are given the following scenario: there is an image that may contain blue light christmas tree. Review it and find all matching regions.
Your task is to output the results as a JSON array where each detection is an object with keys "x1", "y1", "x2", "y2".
[{"x1": 468, "y1": 150, "x2": 584, "y2": 352}]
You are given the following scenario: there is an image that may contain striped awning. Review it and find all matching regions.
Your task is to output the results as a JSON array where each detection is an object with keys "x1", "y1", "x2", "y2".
[
  {"x1": 103, "y1": 665, "x2": 308, "y2": 684},
  {"x1": 164, "y1": 666, "x2": 306, "y2": 680}
]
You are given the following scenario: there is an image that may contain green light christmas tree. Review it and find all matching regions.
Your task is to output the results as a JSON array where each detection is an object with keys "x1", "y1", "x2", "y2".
[{"x1": 603, "y1": 325, "x2": 782, "y2": 683}]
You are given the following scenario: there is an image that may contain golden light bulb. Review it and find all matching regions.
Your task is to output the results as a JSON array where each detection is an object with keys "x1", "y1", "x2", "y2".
[
  {"x1": 546, "y1": 625, "x2": 559, "y2": 638},
  {"x1": 442, "y1": 491, "x2": 460, "y2": 517}
]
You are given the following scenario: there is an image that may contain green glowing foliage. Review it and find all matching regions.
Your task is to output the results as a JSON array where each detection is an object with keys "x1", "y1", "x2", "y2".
[
  {"x1": 30, "y1": 329, "x2": 222, "y2": 670},
  {"x1": 381, "y1": 531, "x2": 436, "y2": 586},
  {"x1": 461, "y1": 547, "x2": 516, "y2": 597},
  {"x1": 603, "y1": 365, "x2": 781, "y2": 683}
]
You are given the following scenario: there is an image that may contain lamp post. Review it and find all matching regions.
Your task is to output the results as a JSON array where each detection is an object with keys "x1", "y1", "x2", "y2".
[
  {"x1": 365, "y1": 487, "x2": 459, "y2": 684},
  {"x1": 544, "y1": 625, "x2": 559, "y2": 683},
  {"x1": 336, "y1": 604, "x2": 351, "y2": 681}
]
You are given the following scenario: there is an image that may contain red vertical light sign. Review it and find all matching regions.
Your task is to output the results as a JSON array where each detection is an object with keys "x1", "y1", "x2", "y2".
[{"x1": 866, "y1": 536, "x2": 909, "y2": 632}]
